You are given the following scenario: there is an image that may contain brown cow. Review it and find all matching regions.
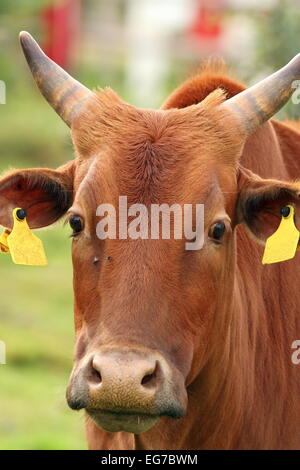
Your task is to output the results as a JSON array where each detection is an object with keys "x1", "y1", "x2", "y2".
[{"x1": 1, "y1": 31, "x2": 300, "y2": 449}]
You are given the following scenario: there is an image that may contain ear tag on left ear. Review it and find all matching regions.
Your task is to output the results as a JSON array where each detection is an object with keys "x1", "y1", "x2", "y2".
[
  {"x1": 7, "y1": 208, "x2": 48, "y2": 266},
  {"x1": 262, "y1": 205, "x2": 299, "y2": 265}
]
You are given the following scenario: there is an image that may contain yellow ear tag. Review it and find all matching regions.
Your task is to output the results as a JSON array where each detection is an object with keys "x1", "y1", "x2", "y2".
[
  {"x1": 262, "y1": 205, "x2": 299, "y2": 265},
  {"x1": 7, "y1": 208, "x2": 48, "y2": 266},
  {"x1": 0, "y1": 229, "x2": 11, "y2": 254}
]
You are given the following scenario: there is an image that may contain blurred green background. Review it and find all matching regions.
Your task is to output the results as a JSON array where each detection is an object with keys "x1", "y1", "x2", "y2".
[{"x1": 1, "y1": 0, "x2": 300, "y2": 450}]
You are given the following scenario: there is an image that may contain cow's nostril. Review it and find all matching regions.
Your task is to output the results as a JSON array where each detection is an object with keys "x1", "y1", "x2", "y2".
[
  {"x1": 141, "y1": 361, "x2": 158, "y2": 388},
  {"x1": 141, "y1": 372, "x2": 156, "y2": 386},
  {"x1": 89, "y1": 367, "x2": 102, "y2": 385}
]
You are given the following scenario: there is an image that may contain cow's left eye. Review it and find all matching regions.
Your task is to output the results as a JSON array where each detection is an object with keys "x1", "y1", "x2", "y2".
[
  {"x1": 69, "y1": 215, "x2": 84, "y2": 235},
  {"x1": 209, "y1": 221, "x2": 226, "y2": 242}
]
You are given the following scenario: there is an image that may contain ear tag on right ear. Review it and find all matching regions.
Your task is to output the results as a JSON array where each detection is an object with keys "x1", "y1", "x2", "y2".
[
  {"x1": 0, "y1": 229, "x2": 10, "y2": 254},
  {"x1": 7, "y1": 208, "x2": 48, "y2": 266},
  {"x1": 262, "y1": 205, "x2": 299, "y2": 265}
]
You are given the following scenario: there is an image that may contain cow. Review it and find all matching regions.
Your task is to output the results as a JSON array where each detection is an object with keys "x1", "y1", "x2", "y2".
[{"x1": 1, "y1": 31, "x2": 300, "y2": 449}]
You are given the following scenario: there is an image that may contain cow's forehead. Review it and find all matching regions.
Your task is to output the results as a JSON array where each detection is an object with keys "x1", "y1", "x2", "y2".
[
  {"x1": 71, "y1": 155, "x2": 235, "y2": 226},
  {"x1": 71, "y1": 89, "x2": 239, "y2": 159},
  {"x1": 71, "y1": 92, "x2": 238, "y2": 208}
]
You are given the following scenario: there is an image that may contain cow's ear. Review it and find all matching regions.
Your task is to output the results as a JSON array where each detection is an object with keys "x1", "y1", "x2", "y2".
[
  {"x1": 0, "y1": 160, "x2": 74, "y2": 229},
  {"x1": 237, "y1": 166, "x2": 300, "y2": 242}
]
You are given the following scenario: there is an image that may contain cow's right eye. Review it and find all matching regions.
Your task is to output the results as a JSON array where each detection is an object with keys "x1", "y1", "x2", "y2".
[{"x1": 69, "y1": 215, "x2": 84, "y2": 235}]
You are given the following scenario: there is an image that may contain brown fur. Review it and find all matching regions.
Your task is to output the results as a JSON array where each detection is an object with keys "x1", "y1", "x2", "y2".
[{"x1": 1, "y1": 65, "x2": 300, "y2": 449}]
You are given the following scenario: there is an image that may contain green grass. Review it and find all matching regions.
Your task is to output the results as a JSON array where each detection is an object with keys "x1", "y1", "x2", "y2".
[{"x1": 0, "y1": 226, "x2": 86, "y2": 450}]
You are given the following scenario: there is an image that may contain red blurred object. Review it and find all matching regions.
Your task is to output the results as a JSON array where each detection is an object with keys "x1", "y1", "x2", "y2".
[
  {"x1": 190, "y1": 3, "x2": 223, "y2": 40},
  {"x1": 41, "y1": 0, "x2": 81, "y2": 69}
]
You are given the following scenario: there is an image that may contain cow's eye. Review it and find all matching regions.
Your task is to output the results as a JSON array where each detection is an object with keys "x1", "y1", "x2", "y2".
[
  {"x1": 209, "y1": 221, "x2": 226, "y2": 242},
  {"x1": 69, "y1": 215, "x2": 83, "y2": 235}
]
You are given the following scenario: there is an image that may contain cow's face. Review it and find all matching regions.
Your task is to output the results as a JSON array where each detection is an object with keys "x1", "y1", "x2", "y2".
[
  {"x1": 65, "y1": 95, "x2": 300, "y2": 434},
  {"x1": 66, "y1": 92, "x2": 242, "y2": 433},
  {"x1": 2, "y1": 32, "x2": 300, "y2": 434}
]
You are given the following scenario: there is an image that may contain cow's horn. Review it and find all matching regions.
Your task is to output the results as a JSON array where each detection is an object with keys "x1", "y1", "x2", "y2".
[
  {"x1": 19, "y1": 31, "x2": 92, "y2": 127},
  {"x1": 220, "y1": 53, "x2": 300, "y2": 135}
]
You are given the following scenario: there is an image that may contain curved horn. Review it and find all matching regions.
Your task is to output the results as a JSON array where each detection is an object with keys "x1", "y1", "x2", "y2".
[
  {"x1": 19, "y1": 31, "x2": 92, "y2": 127},
  {"x1": 220, "y1": 54, "x2": 300, "y2": 136}
]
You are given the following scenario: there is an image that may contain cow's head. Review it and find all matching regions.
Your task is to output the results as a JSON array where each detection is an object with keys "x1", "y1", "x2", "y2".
[{"x1": 1, "y1": 32, "x2": 300, "y2": 434}]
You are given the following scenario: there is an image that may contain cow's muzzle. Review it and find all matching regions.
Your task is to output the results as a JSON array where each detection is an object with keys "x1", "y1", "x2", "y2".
[{"x1": 66, "y1": 347, "x2": 187, "y2": 434}]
